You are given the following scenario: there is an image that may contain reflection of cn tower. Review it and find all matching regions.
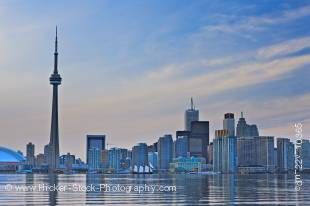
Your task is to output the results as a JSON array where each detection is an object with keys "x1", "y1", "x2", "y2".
[{"x1": 48, "y1": 27, "x2": 62, "y2": 171}]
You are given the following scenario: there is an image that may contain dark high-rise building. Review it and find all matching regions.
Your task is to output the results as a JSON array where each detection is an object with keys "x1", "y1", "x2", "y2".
[
  {"x1": 148, "y1": 143, "x2": 158, "y2": 153},
  {"x1": 26, "y1": 142, "x2": 35, "y2": 168},
  {"x1": 132, "y1": 143, "x2": 148, "y2": 169},
  {"x1": 174, "y1": 136, "x2": 188, "y2": 158},
  {"x1": 175, "y1": 130, "x2": 190, "y2": 157},
  {"x1": 189, "y1": 121, "x2": 209, "y2": 159},
  {"x1": 48, "y1": 27, "x2": 62, "y2": 171},
  {"x1": 176, "y1": 130, "x2": 191, "y2": 139},
  {"x1": 277, "y1": 138, "x2": 295, "y2": 172},
  {"x1": 157, "y1": 135, "x2": 173, "y2": 171},
  {"x1": 86, "y1": 135, "x2": 106, "y2": 151},
  {"x1": 301, "y1": 140, "x2": 310, "y2": 169},
  {"x1": 86, "y1": 135, "x2": 106, "y2": 170},
  {"x1": 185, "y1": 98, "x2": 199, "y2": 131},
  {"x1": 236, "y1": 112, "x2": 259, "y2": 138}
]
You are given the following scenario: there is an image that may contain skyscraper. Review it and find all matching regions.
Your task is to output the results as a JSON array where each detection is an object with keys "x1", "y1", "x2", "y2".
[
  {"x1": 236, "y1": 112, "x2": 259, "y2": 138},
  {"x1": 108, "y1": 147, "x2": 123, "y2": 172},
  {"x1": 86, "y1": 135, "x2": 105, "y2": 151},
  {"x1": 300, "y1": 140, "x2": 310, "y2": 170},
  {"x1": 207, "y1": 142, "x2": 213, "y2": 164},
  {"x1": 277, "y1": 138, "x2": 295, "y2": 172},
  {"x1": 132, "y1": 143, "x2": 148, "y2": 169},
  {"x1": 237, "y1": 136, "x2": 256, "y2": 167},
  {"x1": 48, "y1": 27, "x2": 62, "y2": 171},
  {"x1": 176, "y1": 130, "x2": 191, "y2": 139},
  {"x1": 101, "y1": 149, "x2": 109, "y2": 169},
  {"x1": 223, "y1": 113, "x2": 235, "y2": 136},
  {"x1": 213, "y1": 130, "x2": 237, "y2": 173},
  {"x1": 86, "y1": 135, "x2": 105, "y2": 170},
  {"x1": 44, "y1": 144, "x2": 50, "y2": 165},
  {"x1": 174, "y1": 136, "x2": 188, "y2": 158},
  {"x1": 148, "y1": 151, "x2": 158, "y2": 170},
  {"x1": 254, "y1": 136, "x2": 275, "y2": 172},
  {"x1": 157, "y1": 134, "x2": 173, "y2": 171},
  {"x1": 189, "y1": 121, "x2": 209, "y2": 159},
  {"x1": 36, "y1": 153, "x2": 45, "y2": 167},
  {"x1": 185, "y1": 98, "x2": 199, "y2": 131},
  {"x1": 26, "y1": 142, "x2": 35, "y2": 168},
  {"x1": 59, "y1": 153, "x2": 75, "y2": 173}
]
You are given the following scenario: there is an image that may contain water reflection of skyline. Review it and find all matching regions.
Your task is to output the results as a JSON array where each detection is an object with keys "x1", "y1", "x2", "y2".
[{"x1": 0, "y1": 174, "x2": 309, "y2": 205}]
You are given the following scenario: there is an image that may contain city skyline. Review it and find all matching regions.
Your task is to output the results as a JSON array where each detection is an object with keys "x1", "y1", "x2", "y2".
[{"x1": 0, "y1": 1, "x2": 309, "y2": 159}]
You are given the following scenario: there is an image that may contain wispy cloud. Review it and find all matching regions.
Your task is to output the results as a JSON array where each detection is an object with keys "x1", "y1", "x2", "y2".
[
  {"x1": 204, "y1": 5, "x2": 310, "y2": 34},
  {"x1": 257, "y1": 36, "x2": 310, "y2": 59}
]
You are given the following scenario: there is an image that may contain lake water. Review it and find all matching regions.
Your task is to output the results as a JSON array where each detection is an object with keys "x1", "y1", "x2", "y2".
[{"x1": 0, "y1": 174, "x2": 309, "y2": 205}]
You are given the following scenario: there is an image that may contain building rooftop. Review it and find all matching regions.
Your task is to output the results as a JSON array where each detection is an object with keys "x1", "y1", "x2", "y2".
[{"x1": 0, "y1": 146, "x2": 25, "y2": 163}]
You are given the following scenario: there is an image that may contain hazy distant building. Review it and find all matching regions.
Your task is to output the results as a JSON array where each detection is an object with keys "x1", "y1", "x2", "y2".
[
  {"x1": 36, "y1": 153, "x2": 45, "y2": 167},
  {"x1": 185, "y1": 98, "x2": 199, "y2": 131},
  {"x1": 213, "y1": 130, "x2": 237, "y2": 173},
  {"x1": 223, "y1": 113, "x2": 235, "y2": 136},
  {"x1": 44, "y1": 144, "x2": 50, "y2": 165},
  {"x1": 59, "y1": 153, "x2": 75, "y2": 172},
  {"x1": 101, "y1": 150, "x2": 109, "y2": 169},
  {"x1": 277, "y1": 138, "x2": 295, "y2": 172},
  {"x1": 86, "y1": 135, "x2": 105, "y2": 170},
  {"x1": 189, "y1": 121, "x2": 209, "y2": 159},
  {"x1": 26, "y1": 142, "x2": 35, "y2": 168},
  {"x1": 174, "y1": 136, "x2": 188, "y2": 158},
  {"x1": 207, "y1": 143, "x2": 213, "y2": 164},
  {"x1": 132, "y1": 143, "x2": 148, "y2": 169},
  {"x1": 157, "y1": 135, "x2": 173, "y2": 171},
  {"x1": 236, "y1": 112, "x2": 259, "y2": 138}
]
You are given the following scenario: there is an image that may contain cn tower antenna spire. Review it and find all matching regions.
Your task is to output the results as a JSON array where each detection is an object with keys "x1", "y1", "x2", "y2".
[
  {"x1": 55, "y1": 26, "x2": 58, "y2": 53},
  {"x1": 191, "y1": 97, "x2": 193, "y2": 110},
  {"x1": 53, "y1": 26, "x2": 58, "y2": 74}
]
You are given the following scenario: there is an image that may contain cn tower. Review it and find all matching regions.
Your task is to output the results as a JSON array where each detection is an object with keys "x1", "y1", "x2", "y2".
[{"x1": 48, "y1": 27, "x2": 62, "y2": 171}]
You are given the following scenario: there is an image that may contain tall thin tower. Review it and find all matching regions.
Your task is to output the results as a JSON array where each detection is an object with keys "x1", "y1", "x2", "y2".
[
  {"x1": 48, "y1": 26, "x2": 62, "y2": 170},
  {"x1": 184, "y1": 97, "x2": 199, "y2": 131}
]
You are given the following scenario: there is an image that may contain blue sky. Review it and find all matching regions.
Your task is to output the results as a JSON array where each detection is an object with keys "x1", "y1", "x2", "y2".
[{"x1": 0, "y1": 1, "x2": 309, "y2": 159}]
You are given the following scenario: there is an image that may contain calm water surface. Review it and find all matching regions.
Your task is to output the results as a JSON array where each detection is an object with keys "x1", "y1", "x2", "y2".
[{"x1": 0, "y1": 174, "x2": 309, "y2": 205}]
